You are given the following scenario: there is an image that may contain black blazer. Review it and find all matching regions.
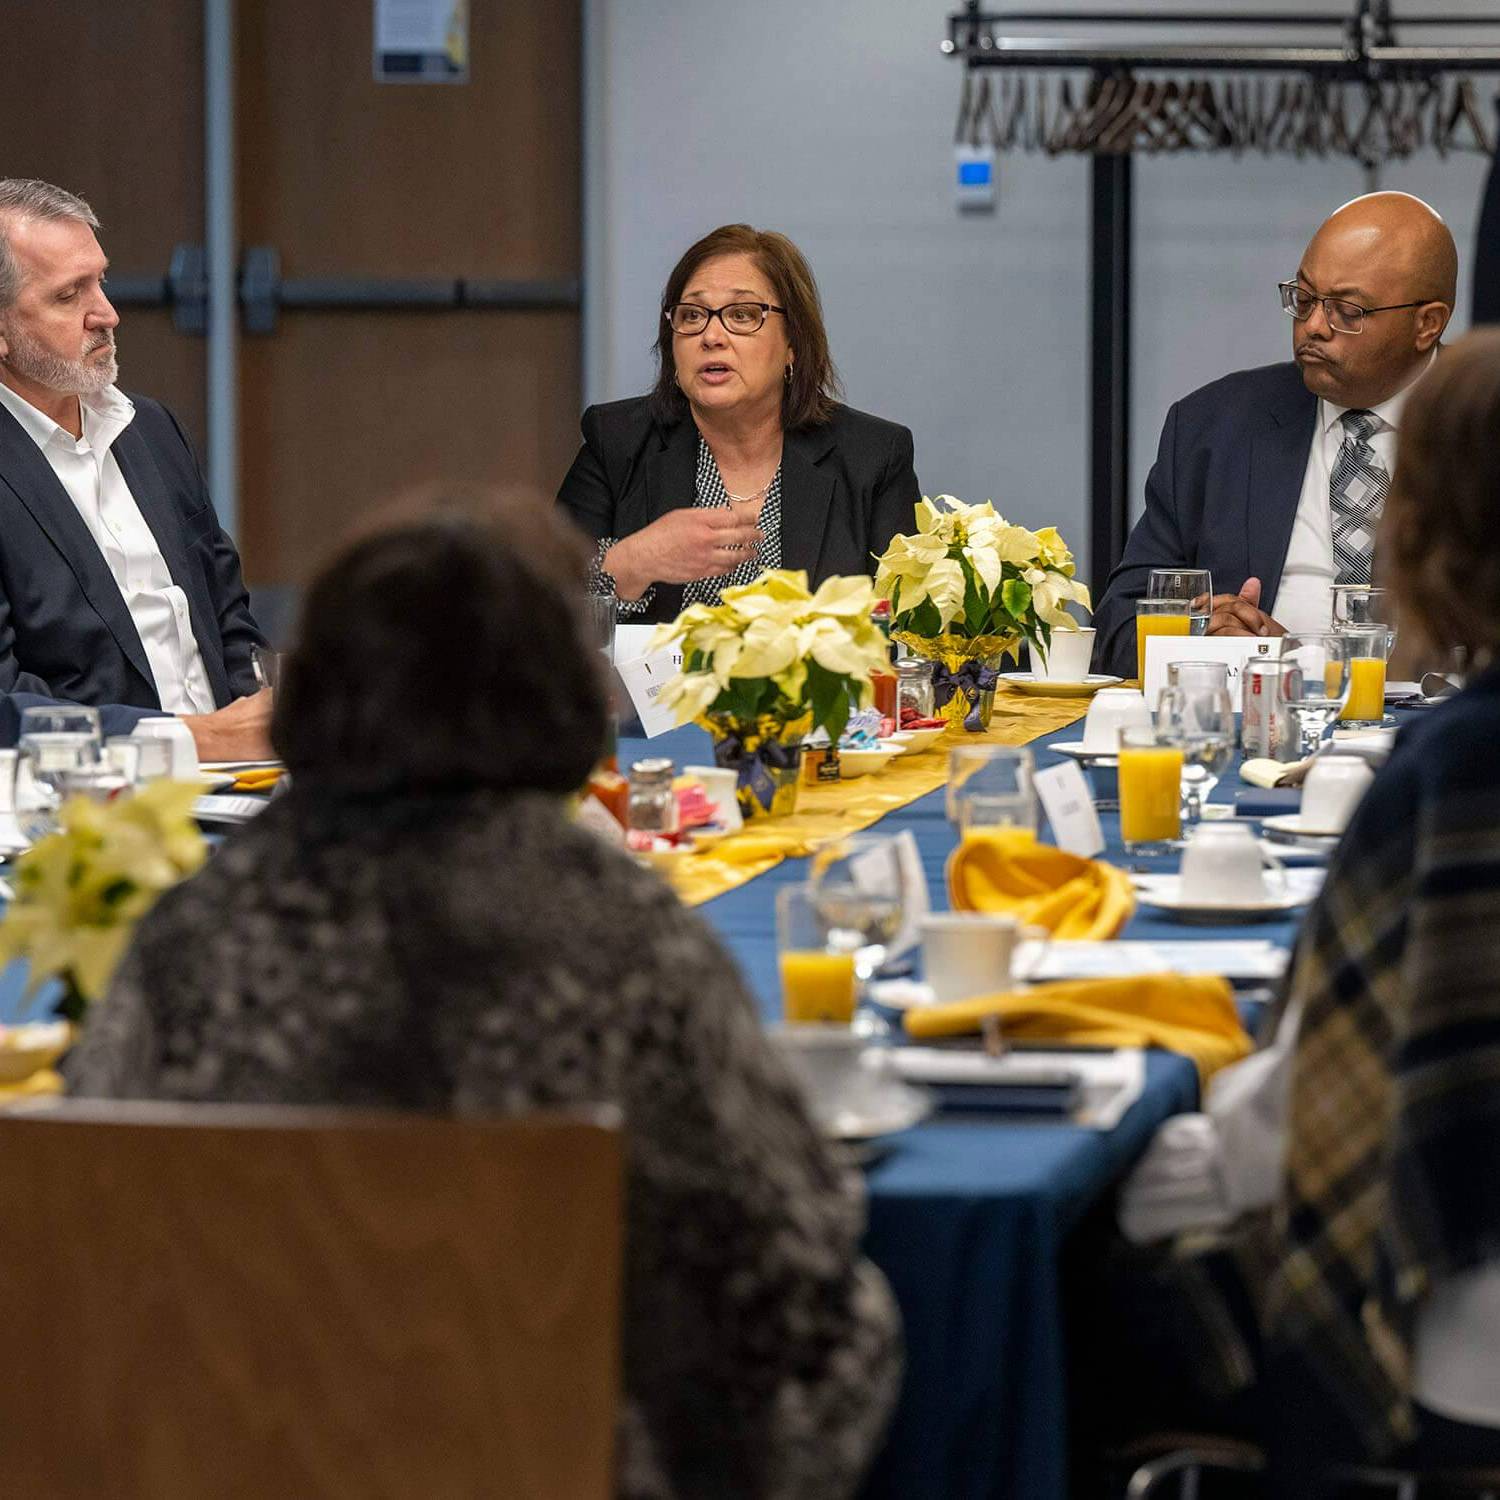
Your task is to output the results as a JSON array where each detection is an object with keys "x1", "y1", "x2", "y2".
[
  {"x1": 0, "y1": 392, "x2": 265, "y2": 741},
  {"x1": 556, "y1": 396, "x2": 921, "y2": 623},
  {"x1": 1092, "y1": 361, "x2": 1317, "y2": 678}
]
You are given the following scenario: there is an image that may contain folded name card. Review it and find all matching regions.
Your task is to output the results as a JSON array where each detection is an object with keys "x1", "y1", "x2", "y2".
[{"x1": 1143, "y1": 634, "x2": 1282, "y2": 708}]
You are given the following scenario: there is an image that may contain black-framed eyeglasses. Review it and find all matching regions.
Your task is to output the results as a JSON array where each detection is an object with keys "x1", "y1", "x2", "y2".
[
  {"x1": 1278, "y1": 280, "x2": 1426, "y2": 336},
  {"x1": 665, "y1": 301, "x2": 786, "y2": 336}
]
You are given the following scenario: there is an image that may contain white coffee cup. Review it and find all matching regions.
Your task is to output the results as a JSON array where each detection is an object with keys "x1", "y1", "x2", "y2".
[
  {"x1": 765, "y1": 1024, "x2": 877, "y2": 1128},
  {"x1": 131, "y1": 717, "x2": 200, "y2": 780},
  {"x1": 919, "y1": 912, "x2": 1048, "y2": 1003},
  {"x1": 684, "y1": 764, "x2": 743, "y2": 832},
  {"x1": 1081, "y1": 688, "x2": 1152, "y2": 753},
  {"x1": 1178, "y1": 822, "x2": 1287, "y2": 905},
  {"x1": 1030, "y1": 627, "x2": 1097, "y2": 683},
  {"x1": 1299, "y1": 754, "x2": 1375, "y2": 834}
]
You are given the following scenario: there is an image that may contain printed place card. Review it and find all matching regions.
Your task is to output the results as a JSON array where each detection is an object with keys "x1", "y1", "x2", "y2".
[
  {"x1": 1144, "y1": 634, "x2": 1283, "y2": 708},
  {"x1": 615, "y1": 649, "x2": 682, "y2": 738},
  {"x1": 1033, "y1": 760, "x2": 1105, "y2": 857}
]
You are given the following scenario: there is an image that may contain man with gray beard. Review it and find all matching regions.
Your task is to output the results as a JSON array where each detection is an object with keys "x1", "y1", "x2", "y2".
[{"x1": 0, "y1": 178, "x2": 269, "y2": 756}]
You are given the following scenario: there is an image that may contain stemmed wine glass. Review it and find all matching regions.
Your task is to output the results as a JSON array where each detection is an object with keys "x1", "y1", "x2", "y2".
[
  {"x1": 808, "y1": 834, "x2": 911, "y2": 1035},
  {"x1": 1156, "y1": 676, "x2": 1236, "y2": 826},
  {"x1": 1276, "y1": 633, "x2": 1353, "y2": 759},
  {"x1": 15, "y1": 706, "x2": 102, "y2": 843}
]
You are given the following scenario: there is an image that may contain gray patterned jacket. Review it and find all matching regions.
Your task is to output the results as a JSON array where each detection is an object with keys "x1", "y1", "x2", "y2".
[{"x1": 64, "y1": 787, "x2": 901, "y2": 1499}]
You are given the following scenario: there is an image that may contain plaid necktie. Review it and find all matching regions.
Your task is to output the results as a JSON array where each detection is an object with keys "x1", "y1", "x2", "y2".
[{"x1": 1329, "y1": 409, "x2": 1388, "y2": 586}]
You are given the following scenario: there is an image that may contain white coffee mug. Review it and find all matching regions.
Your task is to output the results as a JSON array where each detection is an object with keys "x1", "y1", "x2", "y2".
[
  {"x1": 764, "y1": 1024, "x2": 875, "y2": 1128},
  {"x1": 919, "y1": 912, "x2": 1049, "y2": 1003},
  {"x1": 131, "y1": 717, "x2": 199, "y2": 780},
  {"x1": 1030, "y1": 627, "x2": 1097, "y2": 683},
  {"x1": 1081, "y1": 688, "x2": 1152, "y2": 753},
  {"x1": 684, "y1": 764, "x2": 743, "y2": 832},
  {"x1": 1179, "y1": 822, "x2": 1287, "y2": 905},
  {"x1": 1300, "y1": 754, "x2": 1375, "y2": 834}
]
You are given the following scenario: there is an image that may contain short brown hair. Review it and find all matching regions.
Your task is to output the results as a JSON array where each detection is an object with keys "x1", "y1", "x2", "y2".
[
  {"x1": 272, "y1": 485, "x2": 607, "y2": 798},
  {"x1": 649, "y1": 223, "x2": 842, "y2": 430},
  {"x1": 1383, "y1": 329, "x2": 1500, "y2": 663}
]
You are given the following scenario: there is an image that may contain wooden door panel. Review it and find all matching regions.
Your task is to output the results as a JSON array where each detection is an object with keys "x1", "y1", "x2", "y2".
[
  {"x1": 238, "y1": 310, "x2": 579, "y2": 584},
  {"x1": 237, "y1": 0, "x2": 582, "y2": 584},
  {"x1": 118, "y1": 311, "x2": 208, "y2": 455}
]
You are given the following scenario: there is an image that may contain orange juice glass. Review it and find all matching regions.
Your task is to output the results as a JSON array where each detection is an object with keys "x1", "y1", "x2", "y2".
[
  {"x1": 1135, "y1": 602, "x2": 1193, "y2": 685},
  {"x1": 776, "y1": 884, "x2": 857, "y2": 1023},
  {"x1": 1119, "y1": 729, "x2": 1184, "y2": 850},
  {"x1": 1339, "y1": 640, "x2": 1388, "y2": 723},
  {"x1": 779, "y1": 950, "x2": 857, "y2": 1023}
]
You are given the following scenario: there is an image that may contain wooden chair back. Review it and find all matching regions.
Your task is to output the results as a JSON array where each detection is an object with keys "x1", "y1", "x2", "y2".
[{"x1": 0, "y1": 1101, "x2": 623, "y2": 1500}]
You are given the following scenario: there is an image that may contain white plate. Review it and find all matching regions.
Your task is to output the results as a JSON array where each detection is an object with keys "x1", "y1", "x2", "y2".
[
  {"x1": 1261, "y1": 813, "x2": 1346, "y2": 841},
  {"x1": 1049, "y1": 740, "x2": 1120, "y2": 767},
  {"x1": 825, "y1": 1080, "x2": 934, "y2": 1142},
  {"x1": 200, "y1": 760, "x2": 283, "y2": 773},
  {"x1": 1385, "y1": 681, "x2": 1422, "y2": 700},
  {"x1": 1132, "y1": 869, "x2": 1324, "y2": 921},
  {"x1": 999, "y1": 672, "x2": 1123, "y2": 699}
]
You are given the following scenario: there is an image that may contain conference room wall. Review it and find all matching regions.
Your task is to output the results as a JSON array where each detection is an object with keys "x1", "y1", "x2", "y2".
[{"x1": 584, "y1": 0, "x2": 1498, "y2": 588}]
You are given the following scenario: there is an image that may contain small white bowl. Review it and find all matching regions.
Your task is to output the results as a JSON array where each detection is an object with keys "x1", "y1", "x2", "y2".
[
  {"x1": 891, "y1": 726, "x2": 944, "y2": 754},
  {"x1": 838, "y1": 746, "x2": 901, "y2": 779}
]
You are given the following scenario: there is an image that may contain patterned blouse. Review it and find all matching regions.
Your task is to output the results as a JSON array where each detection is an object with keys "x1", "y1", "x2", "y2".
[
  {"x1": 63, "y1": 787, "x2": 900, "y2": 1500},
  {"x1": 601, "y1": 435, "x2": 783, "y2": 616}
]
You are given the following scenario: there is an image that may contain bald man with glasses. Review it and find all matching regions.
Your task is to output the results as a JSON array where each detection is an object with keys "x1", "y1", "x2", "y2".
[{"x1": 1092, "y1": 192, "x2": 1457, "y2": 679}]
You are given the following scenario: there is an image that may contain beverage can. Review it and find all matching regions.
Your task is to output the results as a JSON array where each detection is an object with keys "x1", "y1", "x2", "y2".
[{"x1": 1242, "y1": 659, "x2": 1299, "y2": 760}]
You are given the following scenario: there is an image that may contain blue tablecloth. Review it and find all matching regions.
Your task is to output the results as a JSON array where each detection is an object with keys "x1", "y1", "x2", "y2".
[{"x1": 619, "y1": 718, "x2": 1300, "y2": 1500}]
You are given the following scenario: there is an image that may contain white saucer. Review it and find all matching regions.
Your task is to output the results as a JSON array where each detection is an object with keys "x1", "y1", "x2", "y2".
[
  {"x1": 1049, "y1": 740, "x2": 1120, "y2": 766},
  {"x1": 825, "y1": 1080, "x2": 935, "y2": 1142},
  {"x1": 1385, "y1": 681, "x2": 1422, "y2": 700},
  {"x1": 1261, "y1": 813, "x2": 1347, "y2": 841},
  {"x1": 1131, "y1": 870, "x2": 1323, "y2": 921},
  {"x1": 999, "y1": 672, "x2": 1123, "y2": 699}
]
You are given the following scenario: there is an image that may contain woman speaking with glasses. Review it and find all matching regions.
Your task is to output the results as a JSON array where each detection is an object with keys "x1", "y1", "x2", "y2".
[{"x1": 558, "y1": 223, "x2": 920, "y2": 621}]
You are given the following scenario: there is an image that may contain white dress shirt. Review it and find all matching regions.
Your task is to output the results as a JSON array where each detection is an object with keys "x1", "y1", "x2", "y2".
[
  {"x1": 1119, "y1": 994, "x2": 1500, "y2": 1427},
  {"x1": 0, "y1": 381, "x2": 215, "y2": 714},
  {"x1": 1273, "y1": 356, "x2": 1433, "y2": 635}
]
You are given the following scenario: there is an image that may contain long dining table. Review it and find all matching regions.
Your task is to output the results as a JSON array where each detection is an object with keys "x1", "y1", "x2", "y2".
[{"x1": 617, "y1": 694, "x2": 1311, "y2": 1500}]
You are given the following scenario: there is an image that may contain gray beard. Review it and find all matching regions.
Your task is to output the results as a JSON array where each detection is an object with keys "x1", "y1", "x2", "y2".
[{"x1": 0, "y1": 325, "x2": 118, "y2": 396}]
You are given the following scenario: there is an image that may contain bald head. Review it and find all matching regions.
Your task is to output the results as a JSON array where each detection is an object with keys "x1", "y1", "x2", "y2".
[
  {"x1": 1315, "y1": 192, "x2": 1458, "y2": 307},
  {"x1": 1292, "y1": 192, "x2": 1457, "y2": 409}
]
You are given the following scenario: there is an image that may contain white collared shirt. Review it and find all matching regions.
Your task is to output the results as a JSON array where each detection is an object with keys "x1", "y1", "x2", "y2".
[
  {"x1": 1273, "y1": 355, "x2": 1433, "y2": 634},
  {"x1": 0, "y1": 380, "x2": 215, "y2": 714}
]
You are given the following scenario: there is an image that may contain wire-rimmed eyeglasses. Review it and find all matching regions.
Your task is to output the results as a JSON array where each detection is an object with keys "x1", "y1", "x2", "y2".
[
  {"x1": 665, "y1": 301, "x2": 786, "y2": 336},
  {"x1": 1278, "y1": 280, "x2": 1427, "y2": 336}
]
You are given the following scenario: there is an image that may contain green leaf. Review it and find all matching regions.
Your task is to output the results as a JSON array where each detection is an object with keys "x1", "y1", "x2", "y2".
[
  {"x1": 1001, "y1": 577, "x2": 1032, "y2": 623},
  {"x1": 906, "y1": 596, "x2": 943, "y2": 638},
  {"x1": 806, "y1": 660, "x2": 850, "y2": 743},
  {"x1": 962, "y1": 564, "x2": 990, "y2": 635}
]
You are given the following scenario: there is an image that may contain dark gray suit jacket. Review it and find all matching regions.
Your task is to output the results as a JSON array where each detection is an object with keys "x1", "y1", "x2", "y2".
[
  {"x1": 1091, "y1": 361, "x2": 1319, "y2": 679},
  {"x1": 556, "y1": 396, "x2": 921, "y2": 624},
  {"x1": 0, "y1": 392, "x2": 265, "y2": 742}
]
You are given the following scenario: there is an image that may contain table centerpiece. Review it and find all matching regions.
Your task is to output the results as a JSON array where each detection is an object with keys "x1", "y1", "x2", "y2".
[
  {"x1": 0, "y1": 781, "x2": 206, "y2": 1023},
  {"x1": 649, "y1": 569, "x2": 893, "y2": 821},
  {"x1": 874, "y1": 495, "x2": 1092, "y2": 731}
]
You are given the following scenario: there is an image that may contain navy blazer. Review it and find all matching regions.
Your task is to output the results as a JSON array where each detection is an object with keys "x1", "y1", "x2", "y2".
[
  {"x1": 1092, "y1": 361, "x2": 1318, "y2": 679},
  {"x1": 0, "y1": 392, "x2": 265, "y2": 742},
  {"x1": 556, "y1": 396, "x2": 921, "y2": 624}
]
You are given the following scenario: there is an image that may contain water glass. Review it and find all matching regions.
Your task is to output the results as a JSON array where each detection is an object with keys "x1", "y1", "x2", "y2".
[
  {"x1": 1339, "y1": 627, "x2": 1392, "y2": 725},
  {"x1": 1157, "y1": 680, "x2": 1235, "y2": 825},
  {"x1": 776, "y1": 883, "x2": 857, "y2": 1024},
  {"x1": 1330, "y1": 585, "x2": 1393, "y2": 630},
  {"x1": 110, "y1": 735, "x2": 174, "y2": 784},
  {"x1": 808, "y1": 834, "x2": 910, "y2": 984},
  {"x1": 946, "y1": 745, "x2": 1037, "y2": 835},
  {"x1": 15, "y1": 731, "x2": 100, "y2": 844},
  {"x1": 251, "y1": 645, "x2": 283, "y2": 692},
  {"x1": 1278, "y1": 633, "x2": 1352, "y2": 758},
  {"x1": 1148, "y1": 568, "x2": 1213, "y2": 634},
  {"x1": 583, "y1": 593, "x2": 617, "y2": 662}
]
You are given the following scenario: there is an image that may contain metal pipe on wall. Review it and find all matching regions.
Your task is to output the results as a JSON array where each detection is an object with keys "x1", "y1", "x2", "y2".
[{"x1": 205, "y1": 0, "x2": 238, "y2": 539}]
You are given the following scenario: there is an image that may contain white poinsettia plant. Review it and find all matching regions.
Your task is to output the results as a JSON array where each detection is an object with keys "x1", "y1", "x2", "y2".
[
  {"x1": 648, "y1": 569, "x2": 893, "y2": 745},
  {"x1": 873, "y1": 495, "x2": 1092, "y2": 656}
]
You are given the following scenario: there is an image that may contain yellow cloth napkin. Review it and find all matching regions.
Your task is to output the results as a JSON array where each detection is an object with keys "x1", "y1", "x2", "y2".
[
  {"x1": 232, "y1": 767, "x2": 284, "y2": 792},
  {"x1": 0, "y1": 1068, "x2": 63, "y2": 1107},
  {"x1": 903, "y1": 974, "x2": 1252, "y2": 1083},
  {"x1": 946, "y1": 828, "x2": 1136, "y2": 940}
]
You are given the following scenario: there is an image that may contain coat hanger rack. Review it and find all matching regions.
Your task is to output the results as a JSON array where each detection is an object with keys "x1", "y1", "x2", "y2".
[{"x1": 943, "y1": 1, "x2": 1500, "y2": 589}]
